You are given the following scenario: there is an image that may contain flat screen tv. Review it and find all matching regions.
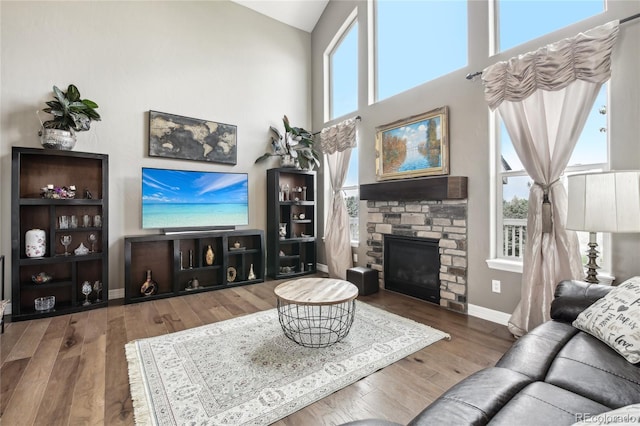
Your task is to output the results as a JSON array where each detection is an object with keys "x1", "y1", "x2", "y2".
[{"x1": 142, "y1": 167, "x2": 249, "y2": 230}]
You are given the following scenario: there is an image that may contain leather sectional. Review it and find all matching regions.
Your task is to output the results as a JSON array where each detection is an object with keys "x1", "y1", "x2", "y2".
[{"x1": 344, "y1": 279, "x2": 640, "y2": 425}]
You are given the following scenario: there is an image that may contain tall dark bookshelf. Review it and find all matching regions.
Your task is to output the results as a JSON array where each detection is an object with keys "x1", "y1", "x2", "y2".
[
  {"x1": 266, "y1": 168, "x2": 317, "y2": 279},
  {"x1": 11, "y1": 147, "x2": 109, "y2": 321}
]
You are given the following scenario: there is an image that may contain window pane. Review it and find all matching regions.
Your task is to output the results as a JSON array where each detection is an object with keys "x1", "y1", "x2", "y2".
[
  {"x1": 499, "y1": 0, "x2": 604, "y2": 52},
  {"x1": 344, "y1": 187, "x2": 360, "y2": 242},
  {"x1": 376, "y1": 0, "x2": 467, "y2": 101},
  {"x1": 501, "y1": 175, "x2": 531, "y2": 258},
  {"x1": 331, "y1": 21, "x2": 358, "y2": 119},
  {"x1": 344, "y1": 147, "x2": 359, "y2": 188},
  {"x1": 568, "y1": 85, "x2": 607, "y2": 167}
]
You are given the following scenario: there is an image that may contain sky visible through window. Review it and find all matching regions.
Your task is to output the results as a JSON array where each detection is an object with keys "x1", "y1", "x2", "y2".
[
  {"x1": 331, "y1": 21, "x2": 358, "y2": 120},
  {"x1": 377, "y1": 0, "x2": 467, "y2": 101}
]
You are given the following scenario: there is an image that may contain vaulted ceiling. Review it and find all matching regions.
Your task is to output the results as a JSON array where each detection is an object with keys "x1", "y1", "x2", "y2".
[{"x1": 231, "y1": 0, "x2": 329, "y2": 32}]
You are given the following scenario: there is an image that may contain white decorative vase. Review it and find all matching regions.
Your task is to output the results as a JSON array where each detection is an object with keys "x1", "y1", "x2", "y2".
[
  {"x1": 39, "y1": 128, "x2": 76, "y2": 150},
  {"x1": 25, "y1": 229, "x2": 46, "y2": 258}
]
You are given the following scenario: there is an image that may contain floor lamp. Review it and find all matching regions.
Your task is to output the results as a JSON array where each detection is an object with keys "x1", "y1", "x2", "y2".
[{"x1": 566, "y1": 170, "x2": 640, "y2": 284}]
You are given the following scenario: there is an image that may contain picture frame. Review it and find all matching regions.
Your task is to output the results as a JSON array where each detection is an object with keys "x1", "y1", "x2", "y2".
[
  {"x1": 149, "y1": 110, "x2": 237, "y2": 165},
  {"x1": 375, "y1": 106, "x2": 449, "y2": 181}
]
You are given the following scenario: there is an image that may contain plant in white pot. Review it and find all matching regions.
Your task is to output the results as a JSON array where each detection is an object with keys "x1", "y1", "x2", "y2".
[{"x1": 38, "y1": 84, "x2": 101, "y2": 150}]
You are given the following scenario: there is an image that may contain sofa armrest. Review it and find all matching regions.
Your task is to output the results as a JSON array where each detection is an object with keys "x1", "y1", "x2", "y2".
[{"x1": 550, "y1": 280, "x2": 614, "y2": 322}]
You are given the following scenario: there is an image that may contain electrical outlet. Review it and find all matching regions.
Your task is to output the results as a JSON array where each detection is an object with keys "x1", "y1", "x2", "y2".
[
  {"x1": 353, "y1": 253, "x2": 358, "y2": 263},
  {"x1": 492, "y1": 280, "x2": 501, "y2": 293}
]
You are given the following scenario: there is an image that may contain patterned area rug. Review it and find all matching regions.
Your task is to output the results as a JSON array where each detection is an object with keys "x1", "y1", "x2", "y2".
[{"x1": 125, "y1": 302, "x2": 450, "y2": 425}]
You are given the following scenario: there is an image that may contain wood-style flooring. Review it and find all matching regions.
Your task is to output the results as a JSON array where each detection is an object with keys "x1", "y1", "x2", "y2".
[{"x1": 1, "y1": 278, "x2": 515, "y2": 425}]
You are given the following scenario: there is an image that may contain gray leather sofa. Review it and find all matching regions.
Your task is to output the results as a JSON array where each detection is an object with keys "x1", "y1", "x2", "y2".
[{"x1": 344, "y1": 280, "x2": 640, "y2": 426}]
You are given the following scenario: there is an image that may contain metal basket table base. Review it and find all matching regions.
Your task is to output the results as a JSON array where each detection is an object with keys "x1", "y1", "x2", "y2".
[{"x1": 277, "y1": 299, "x2": 356, "y2": 348}]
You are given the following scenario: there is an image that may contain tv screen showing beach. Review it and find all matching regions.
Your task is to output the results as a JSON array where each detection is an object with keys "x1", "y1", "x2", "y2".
[{"x1": 142, "y1": 168, "x2": 249, "y2": 229}]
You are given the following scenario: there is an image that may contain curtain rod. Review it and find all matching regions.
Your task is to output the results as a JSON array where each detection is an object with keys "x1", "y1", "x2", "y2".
[{"x1": 465, "y1": 12, "x2": 640, "y2": 81}]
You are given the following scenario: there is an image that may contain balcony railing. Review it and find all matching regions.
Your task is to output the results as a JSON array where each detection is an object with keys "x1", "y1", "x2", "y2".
[{"x1": 503, "y1": 218, "x2": 527, "y2": 259}]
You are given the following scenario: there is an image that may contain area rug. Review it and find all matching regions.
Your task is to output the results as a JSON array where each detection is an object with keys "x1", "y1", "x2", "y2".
[{"x1": 125, "y1": 302, "x2": 450, "y2": 425}]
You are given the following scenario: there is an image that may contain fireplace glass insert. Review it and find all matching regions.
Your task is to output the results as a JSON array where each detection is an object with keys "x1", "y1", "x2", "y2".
[{"x1": 384, "y1": 234, "x2": 440, "y2": 304}]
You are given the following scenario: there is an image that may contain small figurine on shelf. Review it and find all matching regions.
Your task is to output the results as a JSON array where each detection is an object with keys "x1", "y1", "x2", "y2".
[
  {"x1": 279, "y1": 223, "x2": 287, "y2": 239},
  {"x1": 205, "y1": 245, "x2": 215, "y2": 266},
  {"x1": 84, "y1": 188, "x2": 93, "y2": 199},
  {"x1": 248, "y1": 264, "x2": 256, "y2": 280},
  {"x1": 93, "y1": 281, "x2": 103, "y2": 303}
]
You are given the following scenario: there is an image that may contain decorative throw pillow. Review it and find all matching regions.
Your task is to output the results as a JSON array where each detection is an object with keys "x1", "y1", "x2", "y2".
[{"x1": 573, "y1": 276, "x2": 640, "y2": 364}]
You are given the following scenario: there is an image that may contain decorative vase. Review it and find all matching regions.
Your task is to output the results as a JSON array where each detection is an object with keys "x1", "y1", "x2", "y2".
[
  {"x1": 141, "y1": 269, "x2": 158, "y2": 296},
  {"x1": 25, "y1": 229, "x2": 46, "y2": 258},
  {"x1": 39, "y1": 128, "x2": 76, "y2": 150},
  {"x1": 280, "y1": 154, "x2": 296, "y2": 168},
  {"x1": 248, "y1": 264, "x2": 256, "y2": 280},
  {"x1": 205, "y1": 245, "x2": 215, "y2": 265}
]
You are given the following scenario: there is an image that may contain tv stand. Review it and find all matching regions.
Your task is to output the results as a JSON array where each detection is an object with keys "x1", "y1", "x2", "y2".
[{"x1": 124, "y1": 229, "x2": 264, "y2": 304}]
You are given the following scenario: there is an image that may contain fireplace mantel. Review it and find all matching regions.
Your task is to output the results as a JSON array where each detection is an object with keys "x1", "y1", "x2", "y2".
[{"x1": 360, "y1": 176, "x2": 467, "y2": 201}]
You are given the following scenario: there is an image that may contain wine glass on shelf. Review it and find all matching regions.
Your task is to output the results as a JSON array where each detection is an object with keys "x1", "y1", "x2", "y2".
[
  {"x1": 81, "y1": 281, "x2": 92, "y2": 306},
  {"x1": 61, "y1": 235, "x2": 72, "y2": 256},
  {"x1": 88, "y1": 233, "x2": 97, "y2": 253}
]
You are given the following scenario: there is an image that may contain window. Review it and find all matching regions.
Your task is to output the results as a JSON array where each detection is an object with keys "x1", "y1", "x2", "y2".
[
  {"x1": 325, "y1": 9, "x2": 360, "y2": 243},
  {"x1": 494, "y1": 85, "x2": 609, "y2": 272},
  {"x1": 497, "y1": 0, "x2": 604, "y2": 52},
  {"x1": 328, "y1": 11, "x2": 358, "y2": 120},
  {"x1": 375, "y1": 0, "x2": 467, "y2": 101}
]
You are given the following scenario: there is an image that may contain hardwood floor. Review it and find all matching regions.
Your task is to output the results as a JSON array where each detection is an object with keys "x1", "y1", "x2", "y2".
[{"x1": 1, "y1": 279, "x2": 515, "y2": 425}]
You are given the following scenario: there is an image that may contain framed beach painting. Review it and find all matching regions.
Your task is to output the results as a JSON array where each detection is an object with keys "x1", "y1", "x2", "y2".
[
  {"x1": 375, "y1": 107, "x2": 449, "y2": 181},
  {"x1": 148, "y1": 111, "x2": 237, "y2": 165}
]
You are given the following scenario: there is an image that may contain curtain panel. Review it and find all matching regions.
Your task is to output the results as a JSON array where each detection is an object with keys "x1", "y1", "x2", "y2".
[
  {"x1": 319, "y1": 117, "x2": 358, "y2": 280},
  {"x1": 482, "y1": 21, "x2": 619, "y2": 337}
]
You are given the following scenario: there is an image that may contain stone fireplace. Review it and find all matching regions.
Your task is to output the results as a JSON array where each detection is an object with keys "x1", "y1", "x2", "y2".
[{"x1": 361, "y1": 176, "x2": 468, "y2": 312}]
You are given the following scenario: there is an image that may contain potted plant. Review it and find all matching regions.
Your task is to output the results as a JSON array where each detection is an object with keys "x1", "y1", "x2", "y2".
[
  {"x1": 38, "y1": 84, "x2": 101, "y2": 150},
  {"x1": 255, "y1": 115, "x2": 320, "y2": 171}
]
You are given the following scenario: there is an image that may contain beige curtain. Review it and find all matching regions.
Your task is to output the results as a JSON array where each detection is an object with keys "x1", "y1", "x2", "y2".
[
  {"x1": 319, "y1": 117, "x2": 358, "y2": 279},
  {"x1": 483, "y1": 21, "x2": 619, "y2": 337}
]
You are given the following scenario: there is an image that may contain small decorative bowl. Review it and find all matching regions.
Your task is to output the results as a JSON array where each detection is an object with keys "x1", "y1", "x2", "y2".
[
  {"x1": 35, "y1": 296, "x2": 55, "y2": 311},
  {"x1": 32, "y1": 272, "x2": 53, "y2": 284}
]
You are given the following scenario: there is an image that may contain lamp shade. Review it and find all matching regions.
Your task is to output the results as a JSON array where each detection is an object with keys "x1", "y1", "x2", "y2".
[{"x1": 566, "y1": 171, "x2": 640, "y2": 233}]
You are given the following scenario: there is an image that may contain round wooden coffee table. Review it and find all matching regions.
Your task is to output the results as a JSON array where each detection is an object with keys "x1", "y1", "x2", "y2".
[{"x1": 274, "y1": 277, "x2": 359, "y2": 348}]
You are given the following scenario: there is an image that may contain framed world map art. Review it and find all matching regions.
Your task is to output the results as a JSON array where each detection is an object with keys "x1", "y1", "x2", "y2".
[
  {"x1": 148, "y1": 111, "x2": 237, "y2": 165},
  {"x1": 375, "y1": 106, "x2": 449, "y2": 181}
]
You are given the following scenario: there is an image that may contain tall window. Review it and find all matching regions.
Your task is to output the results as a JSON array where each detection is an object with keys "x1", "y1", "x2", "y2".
[
  {"x1": 329, "y1": 16, "x2": 358, "y2": 119},
  {"x1": 498, "y1": 0, "x2": 605, "y2": 52},
  {"x1": 325, "y1": 9, "x2": 360, "y2": 242},
  {"x1": 375, "y1": 0, "x2": 467, "y2": 101}
]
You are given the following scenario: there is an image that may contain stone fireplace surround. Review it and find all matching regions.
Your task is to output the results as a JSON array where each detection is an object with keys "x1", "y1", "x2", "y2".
[{"x1": 361, "y1": 176, "x2": 468, "y2": 312}]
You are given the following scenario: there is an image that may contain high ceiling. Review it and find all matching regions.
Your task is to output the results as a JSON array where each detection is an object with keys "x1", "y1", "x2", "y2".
[{"x1": 231, "y1": 0, "x2": 329, "y2": 32}]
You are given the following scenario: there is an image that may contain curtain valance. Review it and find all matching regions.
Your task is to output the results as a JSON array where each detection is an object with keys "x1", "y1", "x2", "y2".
[
  {"x1": 318, "y1": 116, "x2": 358, "y2": 154},
  {"x1": 483, "y1": 21, "x2": 619, "y2": 110}
]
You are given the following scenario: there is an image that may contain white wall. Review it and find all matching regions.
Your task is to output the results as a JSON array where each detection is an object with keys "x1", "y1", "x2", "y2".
[
  {"x1": 311, "y1": 0, "x2": 640, "y2": 315},
  {"x1": 0, "y1": 1, "x2": 311, "y2": 304}
]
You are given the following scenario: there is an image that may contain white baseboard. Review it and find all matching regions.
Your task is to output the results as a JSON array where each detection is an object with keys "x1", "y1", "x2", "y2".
[
  {"x1": 316, "y1": 263, "x2": 328, "y2": 273},
  {"x1": 467, "y1": 304, "x2": 511, "y2": 326},
  {"x1": 109, "y1": 288, "x2": 125, "y2": 300}
]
